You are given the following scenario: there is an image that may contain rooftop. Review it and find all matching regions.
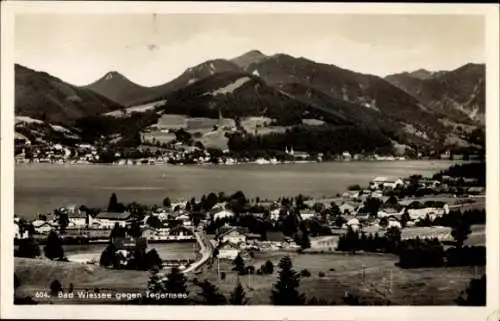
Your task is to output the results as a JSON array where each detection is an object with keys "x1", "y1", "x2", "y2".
[{"x1": 96, "y1": 211, "x2": 132, "y2": 220}]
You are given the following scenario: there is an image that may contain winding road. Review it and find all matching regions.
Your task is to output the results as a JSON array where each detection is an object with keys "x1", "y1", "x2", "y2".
[{"x1": 182, "y1": 228, "x2": 213, "y2": 274}]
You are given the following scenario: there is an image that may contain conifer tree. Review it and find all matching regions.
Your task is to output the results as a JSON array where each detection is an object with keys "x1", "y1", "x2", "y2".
[
  {"x1": 271, "y1": 256, "x2": 305, "y2": 305},
  {"x1": 229, "y1": 282, "x2": 247, "y2": 305},
  {"x1": 44, "y1": 231, "x2": 65, "y2": 260}
]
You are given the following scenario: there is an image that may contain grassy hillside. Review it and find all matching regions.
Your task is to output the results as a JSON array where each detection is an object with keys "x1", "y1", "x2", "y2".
[{"x1": 15, "y1": 64, "x2": 124, "y2": 126}]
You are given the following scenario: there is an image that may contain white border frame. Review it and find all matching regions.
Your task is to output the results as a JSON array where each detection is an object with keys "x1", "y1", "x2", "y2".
[{"x1": 1, "y1": 2, "x2": 499, "y2": 320}]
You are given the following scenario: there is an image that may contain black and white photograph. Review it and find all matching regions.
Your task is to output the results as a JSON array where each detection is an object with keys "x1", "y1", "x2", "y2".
[{"x1": 1, "y1": 2, "x2": 499, "y2": 320}]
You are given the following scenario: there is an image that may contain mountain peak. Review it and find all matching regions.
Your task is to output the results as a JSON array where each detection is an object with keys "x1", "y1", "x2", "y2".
[
  {"x1": 231, "y1": 50, "x2": 268, "y2": 69},
  {"x1": 103, "y1": 71, "x2": 126, "y2": 81}
]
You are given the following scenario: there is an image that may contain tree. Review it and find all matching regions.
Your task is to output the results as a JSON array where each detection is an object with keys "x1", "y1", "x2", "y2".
[
  {"x1": 385, "y1": 195, "x2": 399, "y2": 206},
  {"x1": 108, "y1": 193, "x2": 119, "y2": 212},
  {"x1": 329, "y1": 202, "x2": 341, "y2": 217},
  {"x1": 14, "y1": 273, "x2": 20, "y2": 289},
  {"x1": 204, "y1": 192, "x2": 219, "y2": 211},
  {"x1": 146, "y1": 215, "x2": 162, "y2": 229},
  {"x1": 100, "y1": 244, "x2": 119, "y2": 268},
  {"x1": 16, "y1": 236, "x2": 41, "y2": 258},
  {"x1": 312, "y1": 202, "x2": 325, "y2": 214},
  {"x1": 44, "y1": 231, "x2": 65, "y2": 260},
  {"x1": 300, "y1": 231, "x2": 311, "y2": 250},
  {"x1": 295, "y1": 194, "x2": 305, "y2": 210},
  {"x1": 229, "y1": 282, "x2": 247, "y2": 305},
  {"x1": 162, "y1": 197, "x2": 171, "y2": 208},
  {"x1": 144, "y1": 249, "x2": 163, "y2": 271},
  {"x1": 50, "y1": 280, "x2": 62, "y2": 296},
  {"x1": 128, "y1": 221, "x2": 142, "y2": 238},
  {"x1": 364, "y1": 197, "x2": 382, "y2": 217},
  {"x1": 385, "y1": 226, "x2": 402, "y2": 253},
  {"x1": 334, "y1": 216, "x2": 347, "y2": 228},
  {"x1": 232, "y1": 254, "x2": 246, "y2": 275},
  {"x1": 455, "y1": 276, "x2": 486, "y2": 306},
  {"x1": 401, "y1": 211, "x2": 411, "y2": 228},
  {"x1": 110, "y1": 223, "x2": 126, "y2": 240},
  {"x1": 196, "y1": 279, "x2": 227, "y2": 305},
  {"x1": 164, "y1": 267, "x2": 189, "y2": 304},
  {"x1": 57, "y1": 211, "x2": 69, "y2": 234},
  {"x1": 271, "y1": 256, "x2": 305, "y2": 305},
  {"x1": 451, "y1": 219, "x2": 472, "y2": 248},
  {"x1": 262, "y1": 260, "x2": 274, "y2": 274}
]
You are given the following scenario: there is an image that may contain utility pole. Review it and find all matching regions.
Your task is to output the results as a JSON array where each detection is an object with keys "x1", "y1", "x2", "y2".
[
  {"x1": 389, "y1": 270, "x2": 393, "y2": 295},
  {"x1": 217, "y1": 256, "x2": 220, "y2": 280}
]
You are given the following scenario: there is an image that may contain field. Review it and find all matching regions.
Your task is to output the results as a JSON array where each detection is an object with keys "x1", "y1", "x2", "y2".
[
  {"x1": 15, "y1": 249, "x2": 483, "y2": 305},
  {"x1": 105, "y1": 100, "x2": 166, "y2": 117},
  {"x1": 191, "y1": 252, "x2": 482, "y2": 305},
  {"x1": 240, "y1": 116, "x2": 289, "y2": 136}
]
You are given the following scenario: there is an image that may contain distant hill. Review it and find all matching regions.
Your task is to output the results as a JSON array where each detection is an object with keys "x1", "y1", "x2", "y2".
[
  {"x1": 385, "y1": 63, "x2": 486, "y2": 124},
  {"x1": 84, "y1": 71, "x2": 155, "y2": 106},
  {"x1": 245, "y1": 53, "x2": 446, "y2": 142},
  {"x1": 88, "y1": 59, "x2": 243, "y2": 107},
  {"x1": 159, "y1": 71, "x2": 340, "y2": 126},
  {"x1": 15, "y1": 64, "x2": 123, "y2": 125}
]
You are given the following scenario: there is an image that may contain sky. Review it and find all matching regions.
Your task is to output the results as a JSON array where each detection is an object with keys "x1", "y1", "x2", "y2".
[{"x1": 15, "y1": 14, "x2": 485, "y2": 87}]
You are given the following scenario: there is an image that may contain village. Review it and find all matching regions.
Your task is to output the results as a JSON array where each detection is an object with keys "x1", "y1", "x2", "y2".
[{"x1": 14, "y1": 162, "x2": 486, "y2": 274}]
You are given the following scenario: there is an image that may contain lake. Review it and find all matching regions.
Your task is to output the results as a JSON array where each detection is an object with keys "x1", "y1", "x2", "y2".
[{"x1": 15, "y1": 160, "x2": 457, "y2": 219}]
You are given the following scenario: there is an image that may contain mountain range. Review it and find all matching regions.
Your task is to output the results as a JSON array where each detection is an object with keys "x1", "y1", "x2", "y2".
[
  {"x1": 14, "y1": 50, "x2": 486, "y2": 153},
  {"x1": 15, "y1": 64, "x2": 123, "y2": 125}
]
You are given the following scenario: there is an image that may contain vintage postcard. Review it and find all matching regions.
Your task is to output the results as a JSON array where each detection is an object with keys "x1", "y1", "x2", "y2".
[{"x1": 1, "y1": 1, "x2": 499, "y2": 320}]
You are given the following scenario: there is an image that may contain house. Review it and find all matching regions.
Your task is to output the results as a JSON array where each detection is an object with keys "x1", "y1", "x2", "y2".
[
  {"x1": 14, "y1": 222, "x2": 30, "y2": 239},
  {"x1": 32, "y1": 220, "x2": 55, "y2": 234},
  {"x1": 270, "y1": 208, "x2": 282, "y2": 221},
  {"x1": 407, "y1": 207, "x2": 446, "y2": 220},
  {"x1": 68, "y1": 210, "x2": 89, "y2": 228},
  {"x1": 95, "y1": 211, "x2": 132, "y2": 228},
  {"x1": 310, "y1": 236, "x2": 338, "y2": 250},
  {"x1": 112, "y1": 236, "x2": 148, "y2": 251},
  {"x1": 342, "y1": 151, "x2": 352, "y2": 160},
  {"x1": 216, "y1": 242, "x2": 241, "y2": 260},
  {"x1": 377, "y1": 204, "x2": 405, "y2": 218},
  {"x1": 339, "y1": 202, "x2": 359, "y2": 215},
  {"x1": 468, "y1": 186, "x2": 485, "y2": 195},
  {"x1": 345, "y1": 218, "x2": 360, "y2": 231},
  {"x1": 169, "y1": 225, "x2": 193, "y2": 238},
  {"x1": 213, "y1": 209, "x2": 235, "y2": 221},
  {"x1": 218, "y1": 228, "x2": 247, "y2": 245},
  {"x1": 387, "y1": 220, "x2": 402, "y2": 229},
  {"x1": 369, "y1": 177, "x2": 404, "y2": 190},
  {"x1": 299, "y1": 210, "x2": 316, "y2": 220}
]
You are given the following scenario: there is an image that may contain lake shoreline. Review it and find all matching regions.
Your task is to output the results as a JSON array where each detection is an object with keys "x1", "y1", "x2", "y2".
[{"x1": 15, "y1": 160, "x2": 460, "y2": 219}]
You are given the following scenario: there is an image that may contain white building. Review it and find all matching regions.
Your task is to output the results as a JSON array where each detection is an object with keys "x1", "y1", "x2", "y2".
[
  {"x1": 217, "y1": 242, "x2": 241, "y2": 260},
  {"x1": 370, "y1": 177, "x2": 404, "y2": 190},
  {"x1": 219, "y1": 229, "x2": 247, "y2": 245},
  {"x1": 213, "y1": 209, "x2": 235, "y2": 221},
  {"x1": 299, "y1": 210, "x2": 316, "y2": 220},
  {"x1": 68, "y1": 209, "x2": 89, "y2": 228},
  {"x1": 32, "y1": 220, "x2": 55, "y2": 234},
  {"x1": 339, "y1": 202, "x2": 359, "y2": 215},
  {"x1": 95, "y1": 211, "x2": 132, "y2": 228}
]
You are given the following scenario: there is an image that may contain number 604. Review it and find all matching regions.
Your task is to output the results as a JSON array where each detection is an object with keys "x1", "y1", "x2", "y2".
[{"x1": 34, "y1": 291, "x2": 50, "y2": 298}]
